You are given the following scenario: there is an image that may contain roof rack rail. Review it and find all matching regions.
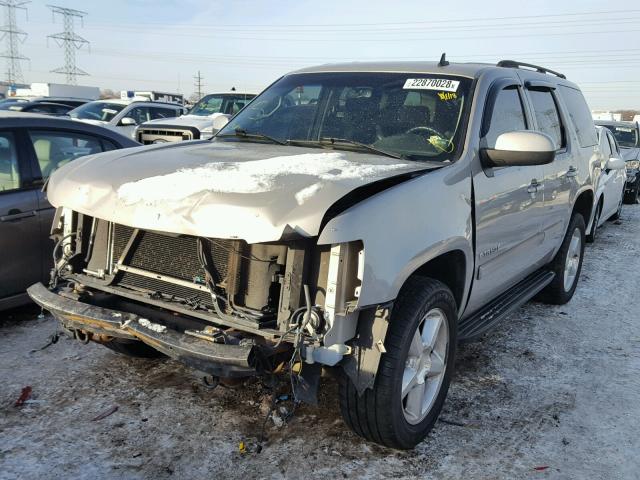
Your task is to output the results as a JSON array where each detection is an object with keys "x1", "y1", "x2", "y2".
[{"x1": 496, "y1": 60, "x2": 566, "y2": 79}]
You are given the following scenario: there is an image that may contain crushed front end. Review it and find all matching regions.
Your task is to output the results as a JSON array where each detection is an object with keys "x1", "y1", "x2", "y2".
[{"x1": 29, "y1": 208, "x2": 384, "y2": 398}]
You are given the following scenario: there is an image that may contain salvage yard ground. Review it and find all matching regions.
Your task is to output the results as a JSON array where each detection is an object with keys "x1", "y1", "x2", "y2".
[{"x1": 1, "y1": 207, "x2": 639, "y2": 480}]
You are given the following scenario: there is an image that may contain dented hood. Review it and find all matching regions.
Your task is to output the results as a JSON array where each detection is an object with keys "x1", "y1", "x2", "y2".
[{"x1": 47, "y1": 140, "x2": 433, "y2": 243}]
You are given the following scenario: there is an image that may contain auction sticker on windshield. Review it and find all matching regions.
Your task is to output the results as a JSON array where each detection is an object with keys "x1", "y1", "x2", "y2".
[{"x1": 403, "y1": 78, "x2": 460, "y2": 92}]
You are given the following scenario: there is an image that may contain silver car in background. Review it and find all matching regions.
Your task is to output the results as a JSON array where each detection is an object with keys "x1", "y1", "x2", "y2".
[
  {"x1": 69, "y1": 99, "x2": 186, "y2": 138},
  {"x1": 586, "y1": 126, "x2": 626, "y2": 242}
]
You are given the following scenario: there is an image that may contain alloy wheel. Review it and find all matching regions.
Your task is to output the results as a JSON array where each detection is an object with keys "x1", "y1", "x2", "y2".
[
  {"x1": 401, "y1": 308, "x2": 449, "y2": 425},
  {"x1": 564, "y1": 228, "x2": 582, "y2": 292}
]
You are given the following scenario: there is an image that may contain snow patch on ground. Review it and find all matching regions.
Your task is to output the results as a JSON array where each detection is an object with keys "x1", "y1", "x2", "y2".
[{"x1": 116, "y1": 152, "x2": 409, "y2": 205}]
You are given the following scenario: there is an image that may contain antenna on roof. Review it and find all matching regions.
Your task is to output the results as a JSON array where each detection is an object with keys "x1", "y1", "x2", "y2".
[{"x1": 438, "y1": 53, "x2": 449, "y2": 67}]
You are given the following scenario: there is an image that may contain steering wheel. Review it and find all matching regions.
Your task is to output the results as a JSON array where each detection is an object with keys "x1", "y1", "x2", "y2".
[
  {"x1": 249, "y1": 96, "x2": 284, "y2": 120},
  {"x1": 406, "y1": 126, "x2": 447, "y2": 138}
]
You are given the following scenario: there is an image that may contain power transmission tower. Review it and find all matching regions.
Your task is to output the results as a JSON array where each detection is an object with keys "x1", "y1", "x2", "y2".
[
  {"x1": 193, "y1": 70, "x2": 204, "y2": 100},
  {"x1": 0, "y1": 0, "x2": 29, "y2": 85},
  {"x1": 47, "y1": 4, "x2": 89, "y2": 85}
]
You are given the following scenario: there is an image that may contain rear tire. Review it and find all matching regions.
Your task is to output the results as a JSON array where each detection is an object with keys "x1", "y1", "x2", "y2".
[
  {"x1": 538, "y1": 213, "x2": 585, "y2": 305},
  {"x1": 586, "y1": 202, "x2": 601, "y2": 243},
  {"x1": 339, "y1": 277, "x2": 457, "y2": 449},
  {"x1": 623, "y1": 182, "x2": 639, "y2": 204},
  {"x1": 102, "y1": 339, "x2": 165, "y2": 358}
]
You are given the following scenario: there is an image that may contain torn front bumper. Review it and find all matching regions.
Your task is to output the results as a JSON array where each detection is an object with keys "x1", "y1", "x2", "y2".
[{"x1": 27, "y1": 282, "x2": 257, "y2": 376}]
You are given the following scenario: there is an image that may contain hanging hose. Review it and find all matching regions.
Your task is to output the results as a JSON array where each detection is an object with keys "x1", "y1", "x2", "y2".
[
  {"x1": 196, "y1": 237, "x2": 273, "y2": 322},
  {"x1": 50, "y1": 232, "x2": 77, "y2": 288}
]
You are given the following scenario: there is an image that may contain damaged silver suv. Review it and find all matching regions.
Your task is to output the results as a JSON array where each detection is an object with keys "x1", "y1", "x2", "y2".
[{"x1": 28, "y1": 59, "x2": 597, "y2": 449}]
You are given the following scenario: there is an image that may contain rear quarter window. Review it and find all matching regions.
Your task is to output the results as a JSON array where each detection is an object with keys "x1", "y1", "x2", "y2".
[{"x1": 558, "y1": 86, "x2": 598, "y2": 147}]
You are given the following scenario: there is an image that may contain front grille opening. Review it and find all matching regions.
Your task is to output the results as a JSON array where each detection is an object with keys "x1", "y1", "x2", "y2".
[{"x1": 107, "y1": 223, "x2": 286, "y2": 328}]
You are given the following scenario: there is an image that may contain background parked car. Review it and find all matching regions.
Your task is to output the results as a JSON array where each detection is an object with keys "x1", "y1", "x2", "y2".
[
  {"x1": 0, "y1": 97, "x2": 89, "y2": 111},
  {"x1": 587, "y1": 126, "x2": 626, "y2": 242},
  {"x1": 69, "y1": 99, "x2": 187, "y2": 138},
  {"x1": 6, "y1": 101, "x2": 76, "y2": 116},
  {"x1": 0, "y1": 112, "x2": 139, "y2": 310},
  {"x1": 595, "y1": 120, "x2": 640, "y2": 203},
  {"x1": 135, "y1": 91, "x2": 256, "y2": 144}
]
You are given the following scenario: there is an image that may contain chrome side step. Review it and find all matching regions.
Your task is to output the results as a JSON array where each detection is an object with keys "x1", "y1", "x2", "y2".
[{"x1": 458, "y1": 270, "x2": 555, "y2": 341}]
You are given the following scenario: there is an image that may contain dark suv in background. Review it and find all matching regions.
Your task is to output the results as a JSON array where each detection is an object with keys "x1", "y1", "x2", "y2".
[{"x1": 595, "y1": 120, "x2": 640, "y2": 203}]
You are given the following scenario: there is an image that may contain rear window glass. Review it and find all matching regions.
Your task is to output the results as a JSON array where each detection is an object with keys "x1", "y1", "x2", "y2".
[
  {"x1": 558, "y1": 86, "x2": 598, "y2": 147},
  {"x1": 528, "y1": 89, "x2": 564, "y2": 150}
]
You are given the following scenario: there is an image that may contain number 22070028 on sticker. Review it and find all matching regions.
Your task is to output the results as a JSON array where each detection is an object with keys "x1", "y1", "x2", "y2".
[{"x1": 403, "y1": 78, "x2": 460, "y2": 92}]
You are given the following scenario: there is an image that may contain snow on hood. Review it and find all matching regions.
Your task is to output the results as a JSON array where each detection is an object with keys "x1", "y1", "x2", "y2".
[{"x1": 47, "y1": 140, "x2": 432, "y2": 243}]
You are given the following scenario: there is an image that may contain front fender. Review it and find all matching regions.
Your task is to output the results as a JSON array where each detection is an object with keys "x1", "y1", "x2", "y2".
[{"x1": 318, "y1": 162, "x2": 473, "y2": 308}]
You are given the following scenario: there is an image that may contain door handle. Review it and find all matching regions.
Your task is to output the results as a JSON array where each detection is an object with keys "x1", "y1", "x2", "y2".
[
  {"x1": 566, "y1": 166, "x2": 578, "y2": 178},
  {"x1": 527, "y1": 179, "x2": 543, "y2": 194},
  {"x1": 0, "y1": 209, "x2": 37, "y2": 222}
]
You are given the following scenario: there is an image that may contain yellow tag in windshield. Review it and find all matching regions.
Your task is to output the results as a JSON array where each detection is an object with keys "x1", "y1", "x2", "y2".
[
  {"x1": 428, "y1": 135, "x2": 454, "y2": 153},
  {"x1": 438, "y1": 91, "x2": 457, "y2": 101}
]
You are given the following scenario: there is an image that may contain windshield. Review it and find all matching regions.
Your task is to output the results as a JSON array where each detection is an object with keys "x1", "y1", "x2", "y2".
[
  {"x1": 217, "y1": 73, "x2": 472, "y2": 161},
  {"x1": 189, "y1": 94, "x2": 255, "y2": 116},
  {"x1": 601, "y1": 125, "x2": 639, "y2": 148},
  {"x1": 69, "y1": 101, "x2": 126, "y2": 122}
]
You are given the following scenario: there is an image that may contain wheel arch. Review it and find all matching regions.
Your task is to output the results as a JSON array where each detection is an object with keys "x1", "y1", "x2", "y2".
[
  {"x1": 572, "y1": 188, "x2": 595, "y2": 226},
  {"x1": 587, "y1": 192, "x2": 604, "y2": 232},
  {"x1": 397, "y1": 249, "x2": 468, "y2": 311}
]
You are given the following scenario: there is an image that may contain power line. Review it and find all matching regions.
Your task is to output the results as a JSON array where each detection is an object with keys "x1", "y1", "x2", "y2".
[
  {"x1": 86, "y1": 15, "x2": 640, "y2": 35},
  {"x1": 82, "y1": 25, "x2": 640, "y2": 42},
  {"x1": 83, "y1": 8, "x2": 640, "y2": 29},
  {"x1": 0, "y1": 0, "x2": 28, "y2": 84},
  {"x1": 193, "y1": 70, "x2": 204, "y2": 100},
  {"x1": 47, "y1": 4, "x2": 89, "y2": 85}
]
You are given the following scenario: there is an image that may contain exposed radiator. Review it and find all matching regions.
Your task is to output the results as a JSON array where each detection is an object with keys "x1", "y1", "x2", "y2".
[{"x1": 110, "y1": 224, "x2": 238, "y2": 310}]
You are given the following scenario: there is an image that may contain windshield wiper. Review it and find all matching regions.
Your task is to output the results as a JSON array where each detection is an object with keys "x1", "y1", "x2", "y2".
[
  {"x1": 216, "y1": 127, "x2": 288, "y2": 146},
  {"x1": 316, "y1": 137, "x2": 404, "y2": 160}
]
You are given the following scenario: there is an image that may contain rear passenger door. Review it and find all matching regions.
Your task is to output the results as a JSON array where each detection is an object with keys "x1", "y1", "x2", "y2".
[
  {"x1": 0, "y1": 130, "x2": 42, "y2": 300},
  {"x1": 467, "y1": 81, "x2": 546, "y2": 313},
  {"x1": 523, "y1": 84, "x2": 576, "y2": 256}
]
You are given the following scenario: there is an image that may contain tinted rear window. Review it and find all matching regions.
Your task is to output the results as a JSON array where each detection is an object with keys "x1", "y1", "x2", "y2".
[{"x1": 558, "y1": 86, "x2": 598, "y2": 147}]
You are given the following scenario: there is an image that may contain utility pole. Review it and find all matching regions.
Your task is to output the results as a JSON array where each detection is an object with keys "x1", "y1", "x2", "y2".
[
  {"x1": 193, "y1": 70, "x2": 204, "y2": 101},
  {"x1": 47, "y1": 5, "x2": 89, "y2": 85},
  {"x1": 0, "y1": 0, "x2": 29, "y2": 85}
]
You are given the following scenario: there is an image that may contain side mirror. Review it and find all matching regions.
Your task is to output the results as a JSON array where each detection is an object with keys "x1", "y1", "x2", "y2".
[
  {"x1": 119, "y1": 117, "x2": 137, "y2": 126},
  {"x1": 211, "y1": 113, "x2": 231, "y2": 134},
  {"x1": 481, "y1": 131, "x2": 556, "y2": 167},
  {"x1": 606, "y1": 157, "x2": 625, "y2": 170}
]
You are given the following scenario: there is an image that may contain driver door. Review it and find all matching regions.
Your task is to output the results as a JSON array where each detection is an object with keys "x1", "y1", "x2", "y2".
[{"x1": 466, "y1": 82, "x2": 546, "y2": 314}]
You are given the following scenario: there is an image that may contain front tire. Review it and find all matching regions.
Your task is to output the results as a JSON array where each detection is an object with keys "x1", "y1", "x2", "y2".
[
  {"x1": 339, "y1": 277, "x2": 457, "y2": 449},
  {"x1": 538, "y1": 213, "x2": 585, "y2": 305}
]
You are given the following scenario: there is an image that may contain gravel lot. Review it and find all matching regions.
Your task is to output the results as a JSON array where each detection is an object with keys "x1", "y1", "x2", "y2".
[{"x1": 1, "y1": 206, "x2": 639, "y2": 480}]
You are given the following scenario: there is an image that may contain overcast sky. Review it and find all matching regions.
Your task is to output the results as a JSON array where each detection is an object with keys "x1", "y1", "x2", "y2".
[{"x1": 9, "y1": 0, "x2": 640, "y2": 109}]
